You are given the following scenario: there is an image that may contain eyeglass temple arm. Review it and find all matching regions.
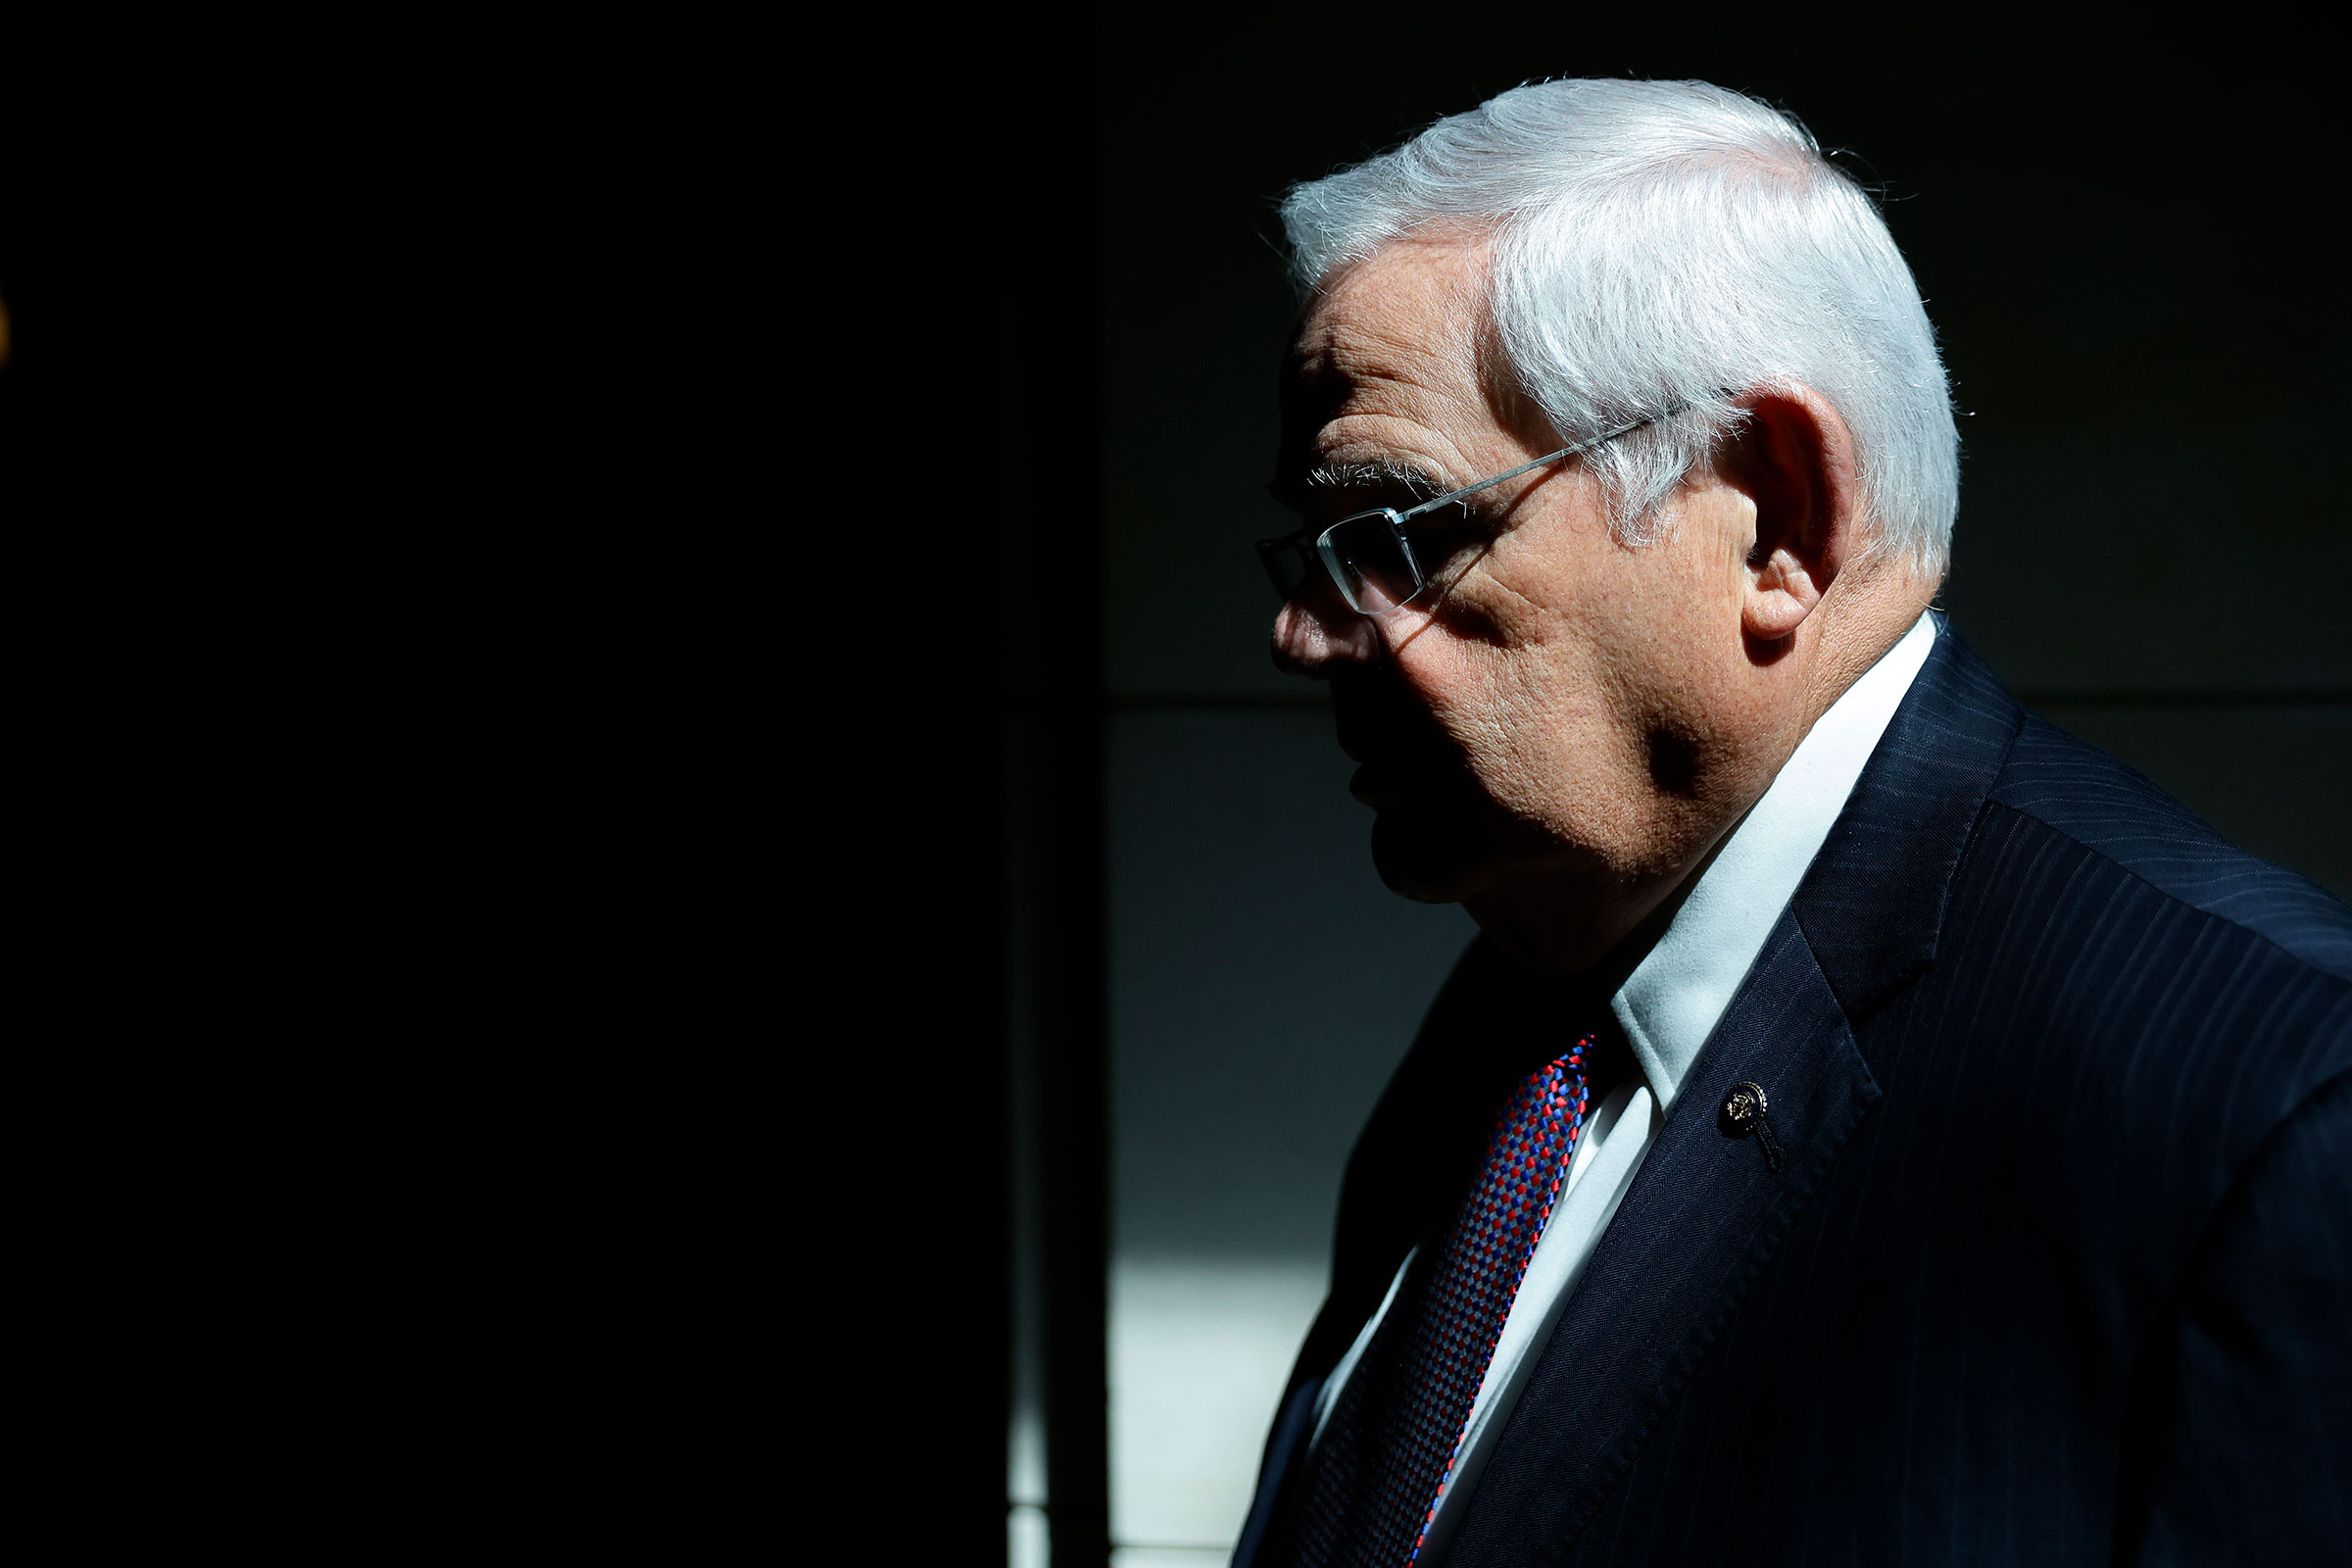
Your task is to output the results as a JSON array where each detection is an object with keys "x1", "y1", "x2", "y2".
[{"x1": 1391, "y1": 407, "x2": 1684, "y2": 523}]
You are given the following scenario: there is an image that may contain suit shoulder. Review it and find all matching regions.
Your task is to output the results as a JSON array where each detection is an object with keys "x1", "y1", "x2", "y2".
[
  {"x1": 1984, "y1": 711, "x2": 2352, "y2": 982},
  {"x1": 1933, "y1": 712, "x2": 2352, "y2": 1208}
]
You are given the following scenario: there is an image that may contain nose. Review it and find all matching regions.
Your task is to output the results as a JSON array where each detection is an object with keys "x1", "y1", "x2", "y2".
[{"x1": 1271, "y1": 583, "x2": 1380, "y2": 678}]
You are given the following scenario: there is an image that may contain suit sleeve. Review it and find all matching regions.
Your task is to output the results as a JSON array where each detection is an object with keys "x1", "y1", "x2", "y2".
[{"x1": 2123, "y1": 1067, "x2": 2352, "y2": 1566}]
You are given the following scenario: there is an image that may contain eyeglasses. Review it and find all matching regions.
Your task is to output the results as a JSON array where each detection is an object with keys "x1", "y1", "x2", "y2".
[{"x1": 1255, "y1": 412, "x2": 1667, "y2": 615}]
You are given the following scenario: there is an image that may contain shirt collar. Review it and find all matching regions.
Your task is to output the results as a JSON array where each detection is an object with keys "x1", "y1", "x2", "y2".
[{"x1": 1610, "y1": 611, "x2": 1940, "y2": 1112}]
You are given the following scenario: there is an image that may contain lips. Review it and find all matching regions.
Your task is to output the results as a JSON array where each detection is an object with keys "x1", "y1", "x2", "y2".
[
  {"x1": 1348, "y1": 741, "x2": 1491, "y2": 821},
  {"x1": 1332, "y1": 674, "x2": 1464, "y2": 809},
  {"x1": 1350, "y1": 756, "x2": 1438, "y2": 809}
]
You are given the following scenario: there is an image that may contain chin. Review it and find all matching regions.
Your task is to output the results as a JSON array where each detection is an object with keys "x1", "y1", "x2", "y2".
[{"x1": 1368, "y1": 808, "x2": 1504, "y2": 905}]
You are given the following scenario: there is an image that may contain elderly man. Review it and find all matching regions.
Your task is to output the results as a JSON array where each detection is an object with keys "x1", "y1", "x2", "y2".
[{"x1": 1236, "y1": 79, "x2": 2351, "y2": 1568}]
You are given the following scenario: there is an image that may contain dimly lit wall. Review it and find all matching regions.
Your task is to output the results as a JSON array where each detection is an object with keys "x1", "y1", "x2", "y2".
[
  {"x1": 5, "y1": 13, "x2": 1010, "y2": 1557},
  {"x1": 1092, "y1": 8, "x2": 2348, "y2": 1561}
]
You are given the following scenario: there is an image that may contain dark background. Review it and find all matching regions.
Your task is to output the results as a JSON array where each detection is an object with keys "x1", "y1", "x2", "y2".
[
  {"x1": 3, "y1": 4, "x2": 2344, "y2": 1563},
  {"x1": 2, "y1": 6, "x2": 1022, "y2": 1553}
]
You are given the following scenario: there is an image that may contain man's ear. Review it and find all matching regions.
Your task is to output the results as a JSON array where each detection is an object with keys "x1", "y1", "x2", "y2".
[{"x1": 1733, "y1": 386, "x2": 1860, "y2": 645}]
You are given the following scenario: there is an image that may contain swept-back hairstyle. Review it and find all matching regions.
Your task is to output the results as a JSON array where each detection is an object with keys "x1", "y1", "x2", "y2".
[{"x1": 1282, "y1": 79, "x2": 1958, "y2": 572}]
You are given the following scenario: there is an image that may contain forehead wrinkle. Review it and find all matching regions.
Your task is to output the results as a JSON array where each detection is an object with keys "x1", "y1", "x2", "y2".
[
  {"x1": 1280, "y1": 238, "x2": 1498, "y2": 504},
  {"x1": 1313, "y1": 332, "x2": 1484, "y2": 439},
  {"x1": 1303, "y1": 282, "x2": 1487, "y2": 419},
  {"x1": 1312, "y1": 403, "x2": 1490, "y2": 490},
  {"x1": 1301, "y1": 344, "x2": 1494, "y2": 491}
]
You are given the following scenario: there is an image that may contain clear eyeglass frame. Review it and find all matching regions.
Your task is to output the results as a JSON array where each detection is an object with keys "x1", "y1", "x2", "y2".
[{"x1": 1255, "y1": 411, "x2": 1668, "y2": 615}]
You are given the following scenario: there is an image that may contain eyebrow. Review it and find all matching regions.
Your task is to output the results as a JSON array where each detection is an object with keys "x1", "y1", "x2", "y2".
[{"x1": 1268, "y1": 456, "x2": 1450, "y2": 511}]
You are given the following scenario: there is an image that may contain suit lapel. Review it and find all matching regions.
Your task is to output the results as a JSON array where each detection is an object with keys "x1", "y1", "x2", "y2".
[
  {"x1": 1791, "y1": 619, "x2": 2022, "y2": 1023},
  {"x1": 1237, "y1": 943, "x2": 1623, "y2": 1568},
  {"x1": 1443, "y1": 625, "x2": 2023, "y2": 1565},
  {"x1": 1443, "y1": 913, "x2": 1881, "y2": 1563}
]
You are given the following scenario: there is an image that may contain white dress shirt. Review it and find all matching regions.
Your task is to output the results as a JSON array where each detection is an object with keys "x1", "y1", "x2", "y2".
[{"x1": 1300, "y1": 611, "x2": 1939, "y2": 1564}]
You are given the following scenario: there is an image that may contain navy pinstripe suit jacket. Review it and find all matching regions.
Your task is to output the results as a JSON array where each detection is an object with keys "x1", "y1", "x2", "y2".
[{"x1": 1241, "y1": 624, "x2": 2352, "y2": 1567}]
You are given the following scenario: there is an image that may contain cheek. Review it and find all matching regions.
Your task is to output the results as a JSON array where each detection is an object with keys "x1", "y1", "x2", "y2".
[{"x1": 1389, "y1": 611, "x2": 1624, "y2": 817}]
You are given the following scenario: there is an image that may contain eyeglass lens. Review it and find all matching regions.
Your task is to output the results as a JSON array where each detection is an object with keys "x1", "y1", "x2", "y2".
[
  {"x1": 1322, "y1": 512, "x2": 1422, "y2": 612},
  {"x1": 1256, "y1": 536, "x2": 1313, "y2": 602},
  {"x1": 1260, "y1": 511, "x2": 1427, "y2": 613}
]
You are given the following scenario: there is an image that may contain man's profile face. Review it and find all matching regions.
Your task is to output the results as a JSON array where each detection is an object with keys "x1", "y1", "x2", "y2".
[{"x1": 1269, "y1": 237, "x2": 1769, "y2": 923}]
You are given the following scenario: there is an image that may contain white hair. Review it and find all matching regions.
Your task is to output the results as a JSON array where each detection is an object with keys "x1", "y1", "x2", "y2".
[{"x1": 1281, "y1": 78, "x2": 1958, "y2": 573}]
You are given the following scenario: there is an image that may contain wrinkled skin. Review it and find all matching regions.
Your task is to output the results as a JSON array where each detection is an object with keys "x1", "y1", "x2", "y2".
[{"x1": 1269, "y1": 234, "x2": 1938, "y2": 973}]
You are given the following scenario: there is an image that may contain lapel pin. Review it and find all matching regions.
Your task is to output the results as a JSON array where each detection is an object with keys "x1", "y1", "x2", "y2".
[{"x1": 1718, "y1": 1081, "x2": 1787, "y2": 1173}]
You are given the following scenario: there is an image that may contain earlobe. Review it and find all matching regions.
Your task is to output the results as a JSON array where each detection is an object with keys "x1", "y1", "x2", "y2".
[{"x1": 1742, "y1": 548, "x2": 1820, "y2": 643}]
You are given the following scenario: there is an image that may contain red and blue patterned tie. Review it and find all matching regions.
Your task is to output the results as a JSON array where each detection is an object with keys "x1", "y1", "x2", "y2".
[{"x1": 1286, "y1": 1036, "x2": 1593, "y2": 1567}]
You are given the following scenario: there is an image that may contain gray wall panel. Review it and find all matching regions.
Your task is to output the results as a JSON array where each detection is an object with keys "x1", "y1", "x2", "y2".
[{"x1": 1110, "y1": 708, "x2": 1476, "y2": 1262}]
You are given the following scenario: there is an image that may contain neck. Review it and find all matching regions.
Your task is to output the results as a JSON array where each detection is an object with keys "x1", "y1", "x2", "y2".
[{"x1": 1463, "y1": 833, "x2": 1717, "y2": 977}]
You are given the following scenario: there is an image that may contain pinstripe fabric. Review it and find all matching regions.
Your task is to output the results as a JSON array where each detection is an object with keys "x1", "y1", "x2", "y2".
[{"x1": 1247, "y1": 625, "x2": 2352, "y2": 1568}]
